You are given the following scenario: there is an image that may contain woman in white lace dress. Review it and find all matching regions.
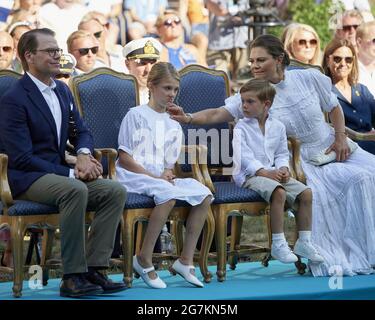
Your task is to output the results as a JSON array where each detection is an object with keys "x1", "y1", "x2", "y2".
[
  {"x1": 168, "y1": 35, "x2": 375, "y2": 277},
  {"x1": 116, "y1": 62, "x2": 213, "y2": 288}
]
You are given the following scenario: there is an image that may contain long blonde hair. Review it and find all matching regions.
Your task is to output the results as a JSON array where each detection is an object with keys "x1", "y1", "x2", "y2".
[{"x1": 283, "y1": 23, "x2": 321, "y2": 65}]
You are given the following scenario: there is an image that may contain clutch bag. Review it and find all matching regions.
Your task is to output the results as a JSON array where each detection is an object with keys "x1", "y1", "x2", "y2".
[{"x1": 308, "y1": 138, "x2": 358, "y2": 166}]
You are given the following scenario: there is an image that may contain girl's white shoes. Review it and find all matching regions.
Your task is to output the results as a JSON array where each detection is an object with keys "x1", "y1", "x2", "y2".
[
  {"x1": 133, "y1": 255, "x2": 167, "y2": 289},
  {"x1": 170, "y1": 259, "x2": 204, "y2": 288}
]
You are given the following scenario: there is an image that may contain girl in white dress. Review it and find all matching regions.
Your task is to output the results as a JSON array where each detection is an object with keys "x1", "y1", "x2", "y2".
[
  {"x1": 116, "y1": 62, "x2": 213, "y2": 288},
  {"x1": 167, "y1": 35, "x2": 375, "y2": 277}
]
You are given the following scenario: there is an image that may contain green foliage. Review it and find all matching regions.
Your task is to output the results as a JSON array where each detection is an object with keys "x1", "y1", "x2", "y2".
[{"x1": 288, "y1": 0, "x2": 335, "y2": 48}]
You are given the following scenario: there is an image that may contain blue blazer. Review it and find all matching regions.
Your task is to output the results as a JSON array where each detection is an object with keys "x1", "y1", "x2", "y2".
[
  {"x1": 333, "y1": 83, "x2": 375, "y2": 132},
  {"x1": 0, "y1": 74, "x2": 94, "y2": 197}
]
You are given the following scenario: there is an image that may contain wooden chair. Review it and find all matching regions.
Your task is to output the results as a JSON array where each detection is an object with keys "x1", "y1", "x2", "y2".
[
  {"x1": 0, "y1": 153, "x2": 60, "y2": 297},
  {"x1": 70, "y1": 67, "x2": 215, "y2": 287}
]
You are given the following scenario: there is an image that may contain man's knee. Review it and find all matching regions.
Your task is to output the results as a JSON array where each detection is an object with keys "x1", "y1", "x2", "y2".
[
  {"x1": 102, "y1": 180, "x2": 127, "y2": 204},
  {"x1": 61, "y1": 179, "x2": 89, "y2": 200}
]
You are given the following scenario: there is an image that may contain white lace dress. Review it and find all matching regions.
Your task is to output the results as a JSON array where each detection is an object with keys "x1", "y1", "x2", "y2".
[
  {"x1": 225, "y1": 69, "x2": 375, "y2": 276},
  {"x1": 115, "y1": 105, "x2": 212, "y2": 206}
]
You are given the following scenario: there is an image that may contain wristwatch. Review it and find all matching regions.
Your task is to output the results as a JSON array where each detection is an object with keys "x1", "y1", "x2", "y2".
[
  {"x1": 77, "y1": 148, "x2": 91, "y2": 156},
  {"x1": 186, "y1": 113, "x2": 193, "y2": 124}
]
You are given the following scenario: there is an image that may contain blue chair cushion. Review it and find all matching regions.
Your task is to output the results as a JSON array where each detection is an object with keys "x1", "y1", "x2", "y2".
[
  {"x1": 212, "y1": 181, "x2": 265, "y2": 204},
  {"x1": 124, "y1": 193, "x2": 190, "y2": 210},
  {"x1": 0, "y1": 200, "x2": 58, "y2": 216}
]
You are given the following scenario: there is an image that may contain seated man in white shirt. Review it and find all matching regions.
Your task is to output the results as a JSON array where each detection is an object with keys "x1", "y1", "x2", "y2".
[
  {"x1": 356, "y1": 21, "x2": 375, "y2": 97},
  {"x1": 122, "y1": 37, "x2": 162, "y2": 105},
  {"x1": 232, "y1": 78, "x2": 323, "y2": 265},
  {"x1": 67, "y1": 30, "x2": 98, "y2": 75},
  {"x1": 78, "y1": 14, "x2": 127, "y2": 73},
  {"x1": 334, "y1": 9, "x2": 364, "y2": 50}
]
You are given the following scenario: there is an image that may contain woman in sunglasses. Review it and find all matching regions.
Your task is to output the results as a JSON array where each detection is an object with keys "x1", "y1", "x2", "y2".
[
  {"x1": 283, "y1": 23, "x2": 321, "y2": 66},
  {"x1": 156, "y1": 10, "x2": 205, "y2": 69},
  {"x1": 323, "y1": 38, "x2": 375, "y2": 154}
]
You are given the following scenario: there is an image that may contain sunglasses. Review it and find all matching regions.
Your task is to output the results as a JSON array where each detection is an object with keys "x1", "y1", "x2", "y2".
[
  {"x1": 332, "y1": 56, "x2": 354, "y2": 64},
  {"x1": 76, "y1": 46, "x2": 99, "y2": 56},
  {"x1": 93, "y1": 31, "x2": 103, "y2": 39},
  {"x1": 342, "y1": 24, "x2": 359, "y2": 32},
  {"x1": 298, "y1": 39, "x2": 318, "y2": 46},
  {"x1": 133, "y1": 58, "x2": 157, "y2": 66},
  {"x1": 0, "y1": 46, "x2": 13, "y2": 52},
  {"x1": 163, "y1": 17, "x2": 181, "y2": 27}
]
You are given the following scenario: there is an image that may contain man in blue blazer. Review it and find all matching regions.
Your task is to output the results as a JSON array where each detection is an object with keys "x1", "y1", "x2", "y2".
[{"x1": 0, "y1": 28, "x2": 127, "y2": 297}]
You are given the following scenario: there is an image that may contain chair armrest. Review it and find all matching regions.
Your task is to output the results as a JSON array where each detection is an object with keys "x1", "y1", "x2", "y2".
[
  {"x1": 0, "y1": 153, "x2": 14, "y2": 210},
  {"x1": 345, "y1": 127, "x2": 375, "y2": 142},
  {"x1": 197, "y1": 145, "x2": 215, "y2": 193},
  {"x1": 93, "y1": 148, "x2": 118, "y2": 179},
  {"x1": 175, "y1": 145, "x2": 207, "y2": 185},
  {"x1": 288, "y1": 138, "x2": 306, "y2": 184}
]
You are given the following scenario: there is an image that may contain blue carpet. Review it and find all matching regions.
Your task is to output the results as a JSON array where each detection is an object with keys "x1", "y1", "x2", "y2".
[{"x1": 1, "y1": 260, "x2": 375, "y2": 300}]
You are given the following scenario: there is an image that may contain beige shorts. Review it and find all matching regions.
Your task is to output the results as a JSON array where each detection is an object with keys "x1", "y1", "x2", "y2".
[{"x1": 243, "y1": 176, "x2": 310, "y2": 210}]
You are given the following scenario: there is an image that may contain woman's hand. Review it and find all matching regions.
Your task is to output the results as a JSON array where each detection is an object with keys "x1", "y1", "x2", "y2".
[
  {"x1": 325, "y1": 133, "x2": 351, "y2": 162},
  {"x1": 166, "y1": 103, "x2": 191, "y2": 124},
  {"x1": 160, "y1": 169, "x2": 176, "y2": 184}
]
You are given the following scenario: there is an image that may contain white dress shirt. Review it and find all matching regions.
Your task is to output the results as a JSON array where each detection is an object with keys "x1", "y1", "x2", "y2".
[
  {"x1": 358, "y1": 60, "x2": 375, "y2": 98},
  {"x1": 232, "y1": 116, "x2": 290, "y2": 187},
  {"x1": 27, "y1": 72, "x2": 62, "y2": 145}
]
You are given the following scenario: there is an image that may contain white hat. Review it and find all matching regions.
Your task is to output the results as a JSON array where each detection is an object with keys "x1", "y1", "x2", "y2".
[{"x1": 123, "y1": 37, "x2": 162, "y2": 60}]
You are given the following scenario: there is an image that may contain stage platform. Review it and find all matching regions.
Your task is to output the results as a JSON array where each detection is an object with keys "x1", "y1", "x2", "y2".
[{"x1": 1, "y1": 260, "x2": 375, "y2": 300}]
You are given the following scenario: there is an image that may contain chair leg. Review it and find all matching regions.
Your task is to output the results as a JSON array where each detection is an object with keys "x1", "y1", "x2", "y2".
[
  {"x1": 122, "y1": 215, "x2": 135, "y2": 288},
  {"x1": 135, "y1": 222, "x2": 145, "y2": 255},
  {"x1": 25, "y1": 230, "x2": 37, "y2": 265},
  {"x1": 262, "y1": 208, "x2": 272, "y2": 267},
  {"x1": 173, "y1": 221, "x2": 184, "y2": 256},
  {"x1": 294, "y1": 255, "x2": 307, "y2": 275},
  {"x1": 214, "y1": 206, "x2": 228, "y2": 282},
  {"x1": 198, "y1": 207, "x2": 214, "y2": 283},
  {"x1": 11, "y1": 218, "x2": 25, "y2": 298},
  {"x1": 228, "y1": 215, "x2": 243, "y2": 270},
  {"x1": 41, "y1": 229, "x2": 54, "y2": 286}
]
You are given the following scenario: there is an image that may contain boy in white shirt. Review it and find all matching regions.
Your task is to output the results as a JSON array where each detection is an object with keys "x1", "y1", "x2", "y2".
[{"x1": 232, "y1": 78, "x2": 324, "y2": 264}]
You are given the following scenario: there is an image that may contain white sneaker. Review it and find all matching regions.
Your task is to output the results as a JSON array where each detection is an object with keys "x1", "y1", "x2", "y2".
[
  {"x1": 293, "y1": 240, "x2": 324, "y2": 263},
  {"x1": 170, "y1": 259, "x2": 204, "y2": 288},
  {"x1": 271, "y1": 242, "x2": 298, "y2": 264},
  {"x1": 133, "y1": 255, "x2": 167, "y2": 289}
]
